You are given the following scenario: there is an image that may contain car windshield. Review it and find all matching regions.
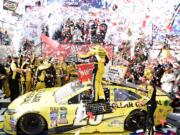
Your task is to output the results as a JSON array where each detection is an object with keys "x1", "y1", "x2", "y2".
[{"x1": 55, "y1": 80, "x2": 84, "y2": 104}]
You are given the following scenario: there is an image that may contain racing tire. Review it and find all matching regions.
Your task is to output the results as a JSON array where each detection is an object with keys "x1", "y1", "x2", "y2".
[
  {"x1": 124, "y1": 110, "x2": 146, "y2": 131},
  {"x1": 18, "y1": 113, "x2": 46, "y2": 135}
]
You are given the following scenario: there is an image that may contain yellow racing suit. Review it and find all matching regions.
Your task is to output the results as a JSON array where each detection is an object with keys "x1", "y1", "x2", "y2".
[
  {"x1": 35, "y1": 63, "x2": 51, "y2": 90},
  {"x1": 79, "y1": 45, "x2": 109, "y2": 101},
  {"x1": 162, "y1": 48, "x2": 171, "y2": 59},
  {"x1": 144, "y1": 66, "x2": 153, "y2": 81},
  {"x1": 3, "y1": 66, "x2": 11, "y2": 97}
]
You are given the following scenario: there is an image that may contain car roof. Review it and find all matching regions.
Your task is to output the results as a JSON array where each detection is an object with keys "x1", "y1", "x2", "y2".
[
  {"x1": 103, "y1": 80, "x2": 169, "y2": 97},
  {"x1": 102, "y1": 80, "x2": 148, "y2": 93}
]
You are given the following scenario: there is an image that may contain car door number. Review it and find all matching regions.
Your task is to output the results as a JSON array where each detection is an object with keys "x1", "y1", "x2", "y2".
[{"x1": 74, "y1": 105, "x2": 103, "y2": 126}]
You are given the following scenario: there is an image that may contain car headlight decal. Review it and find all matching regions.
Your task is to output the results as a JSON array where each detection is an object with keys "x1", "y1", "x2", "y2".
[{"x1": 6, "y1": 109, "x2": 17, "y2": 115}]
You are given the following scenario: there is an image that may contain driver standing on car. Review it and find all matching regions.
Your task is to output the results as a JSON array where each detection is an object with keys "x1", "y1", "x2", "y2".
[{"x1": 78, "y1": 43, "x2": 109, "y2": 102}]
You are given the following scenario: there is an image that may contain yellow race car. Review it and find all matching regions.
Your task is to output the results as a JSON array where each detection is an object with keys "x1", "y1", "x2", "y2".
[{"x1": 3, "y1": 80, "x2": 173, "y2": 135}]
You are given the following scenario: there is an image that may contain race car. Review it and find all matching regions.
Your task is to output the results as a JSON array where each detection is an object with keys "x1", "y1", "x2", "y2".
[{"x1": 3, "y1": 80, "x2": 173, "y2": 135}]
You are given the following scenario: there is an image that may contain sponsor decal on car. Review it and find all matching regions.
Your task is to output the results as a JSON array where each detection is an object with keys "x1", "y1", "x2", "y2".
[
  {"x1": 74, "y1": 102, "x2": 104, "y2": 126},
  {"x1": 59, "y1": 107, "x2": 68, "y2": 124},
  {"x1": 21, "y1": 90, "x2": 45, "y2": 104},
  {"x1": 9, "y1": 117, "x2": 16, "y2": 131},
  {"x1": 31, "y1": 91, "x2": 44, "y2": 103},
  {"x1": 108, "y1": 120, "x2": 123, "y2": 127},
  {"x1": 50, "y1": 107, "x2": 59, "y2": 127},
  {"x1": 111, "y1": 102, "x2": 134, "y2": 109},
  {"x1": 21, "y1": 92, "x2": 36, "y2": 105}
]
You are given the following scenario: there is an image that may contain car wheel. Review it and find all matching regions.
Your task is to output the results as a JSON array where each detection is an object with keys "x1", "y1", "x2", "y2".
[
  {"x1": 18, "y1": 113, "x2": 46, "y2": 135},
  {"x1": 124, "y1": 110, "x2": 146, "y2": 131}
]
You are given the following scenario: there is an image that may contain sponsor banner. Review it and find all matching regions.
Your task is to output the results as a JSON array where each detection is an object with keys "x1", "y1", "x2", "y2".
[
  {"x1": 42, "y1": 40, "x2": 113, "y2": 61},
  {"x1": 106, "y1": 66, "x2": 128, "y2": 83},
  {"x1": 41, "y1": 34, "x2": 59, "y2": 49},
  {"x1": 64, "y1": 0, "x2": 81, "y2": 7},
  {"x1": 41, "y1": 35, "x2": 114, "y2": 59},
  {"x1": 77, "y1": 63, "x2": 94, "y2": 83}
]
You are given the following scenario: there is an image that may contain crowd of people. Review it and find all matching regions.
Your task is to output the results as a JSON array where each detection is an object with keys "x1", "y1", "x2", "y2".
[
  {"x1": 0, "y1": 52, "x2": 76, "y2": 102},
  {"x1": 0, "y1": 52, "x2": 179, "y2": 102},
  {"x1": 113, "y1": 40, "x2": 180, "y2": 97},
  {"x1": 52, "y1": 18, "x2": 108, "y2": 44},
  {"x1": 0, "y1": 34, "x2": 179, "y2": 103},
  {"x1": 126, "y1": 58, "x2": 179, "y2": 93}
]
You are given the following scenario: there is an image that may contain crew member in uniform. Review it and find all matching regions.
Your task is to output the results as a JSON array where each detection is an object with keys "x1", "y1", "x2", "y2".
[
  {"x1": 144, "y1": 80, "x2": 157, "y2": 135},
  {"x1": 20, "y1": 55, "x2": 27, "y2": 94},
  {"x1": 143, "y1": 61, "x2": 154, "y2": 82},
  {"x1": 162, "y1": 45, "x2": 171, "y2": 60},
  {"x1": 45, "y1": 58, "x2": 56, "y2": 88},
  {"x1": 35, "y1": 59, "x2": 51, "y2": 90},
  {"x1": 54, "y1": 60, "x2": 62, "y2": 87},
  {"x1": 54, "y1": 58, "x2": 67, "y2": 87},
  {"x1": 60, "y1": 57, "x2": 68, "y2": 85},
  {"x1": 21, "y1": 58, "x2": 32, "y2": 93},
  {"x1": 3, "y1": 56, "x2": 12, "y2": 98},
  {"x1": 10, "y1": 57, "x2": 22, "y2": 101},
  {"x1": 78, "y1": 44, "x2": 109, "y2": 102},
  {"x1": 0, "y1": 64, "x2": 6, "y2": 94},
  {"x1": 141, "y1": 61, "x2": 157, "y2": 135}
]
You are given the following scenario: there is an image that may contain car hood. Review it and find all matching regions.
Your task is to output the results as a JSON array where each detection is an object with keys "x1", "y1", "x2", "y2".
[{"x1": 8, "y1": 88, "x2": 59, "y2": 110}]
